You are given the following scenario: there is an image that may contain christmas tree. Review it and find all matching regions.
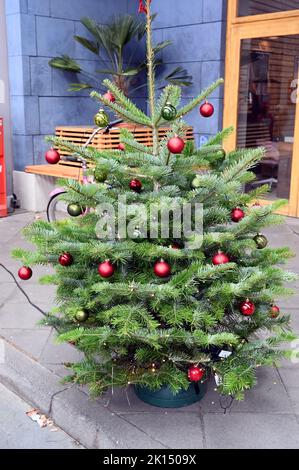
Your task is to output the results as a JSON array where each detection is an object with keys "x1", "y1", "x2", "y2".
[{"x1": 14, "y1": 0, "x2": 297, "y2": 402}]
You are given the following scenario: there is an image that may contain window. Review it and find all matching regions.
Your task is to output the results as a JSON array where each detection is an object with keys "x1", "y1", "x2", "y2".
[{"x1": 238, "y1": 0, "x2": 299, "y2": 17}]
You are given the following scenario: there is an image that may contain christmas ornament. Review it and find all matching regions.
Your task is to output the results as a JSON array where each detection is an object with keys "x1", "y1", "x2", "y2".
[
  {"x1": 94, "y1": 167, "x2": 108, "y2": 183},
  {"x1": 118, "y1": 143, "x2": 125, "y2": 151},
  {"x1": 161, "y1": 103, "x2": 177, "y2": 121},
  {"x1": 188, "y1": 366, "x2": 205, "y2": 382},
  {"x1": 239, "y1": 300, "x2": 255, "y2": 316},
  {"x1": 75, "y1": 310, "x2": 89, "y2": 323},
  {"x1": 171, "y1": 242, "x2": 182, "y2": 250},
  {"x1": 45, "y1": 149, "x2": 60, "y2": 165},
  {"x1": 103, "y1": 91, "x2": 115, "y2": 103},
  {"x1": 154, "y1": 260, "x2": 171, "y2": 278},
  {"x1": 167, "y1": 136, "x2": 185, "y2": 154},
  {"x1": 191, "y1": 176, "x2": 201, "y2": 189},
  {"x1": 138, "y1": 0, "x2": 150, "y2": 14},
  {"x1": 129, "y1": 179, "x2": 142, "y2": 193},
  {"x1": 67, "y1": 204, "x2": 84, "y2": 217},
  {"x1": 200, "y1": 101, "x2": 214, "y2": 118},
  {"x1": 212, "y1": 251, "x2": 230, "y2": 265},
  {"x1": 270, "y1": 305, "x2": 280, "y2": 318},
  {"x1": 98, "y1": 260, "x2": 115, "y2": 278},
  {"x1": 18, "y1": 266, "x2": 33, "y2": 281},
  {"x1": 94, "y1": 109, "x2": 109, "y2": 127},
  {"x1": 59, "y1": 253, "x2": 73, "y2": 267},
  {"x1": 231, "y1": 207, "x2": 245, "y2": 223},
  {"x1": 254, "y1": 233, "x2": 268, "y2": 250}
]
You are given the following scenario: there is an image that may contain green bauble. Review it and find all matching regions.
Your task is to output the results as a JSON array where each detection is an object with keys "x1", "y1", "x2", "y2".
[
  {"x1": 94, "y1": 167, "x2": 108, "y2": 183},
  {"x1": 94, "y1": 109, "x2": 110, "y2": 127},
  {"x1": 191, "y1": 176, "x2": 201, "y2": 189},
  {"x1": 75, "y1": 310, "x2": 89, "y2": 323},
  {"x1": 254, "y1": 233, "x2": 268, "y2": 249},
  {"x1": 67, "y1": 203, "x2": 84, "y2": 217},
  {"x1": 161, "y1": 103, "x2": 177, "y2": 121}
]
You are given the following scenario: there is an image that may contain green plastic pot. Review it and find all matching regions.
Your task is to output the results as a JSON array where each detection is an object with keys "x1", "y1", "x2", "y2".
[{"x1": 134, "y1": 382, "x2": 207, "y2": 408}]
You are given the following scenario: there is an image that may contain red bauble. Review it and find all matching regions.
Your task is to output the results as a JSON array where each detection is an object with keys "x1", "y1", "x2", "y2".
[
  {"x1": 212, "y1": 251, "x2": 230, "y2": 265},
  {"x1": 59, "y1": 253, "x2": 73, "y2": 267},
  {"x1": 154, "y1": 259, "x2": 171, "y2": 278},
  {"x1": 231, "y1": 207, "x2": 245, "y2": 223},
  {"x1": 239, "y1": 300, "x2": 255, "y2": 316},
  {"x1": 200, "y1": 101, "x2": 214, "y2": 118},
  {"x1": 103, "y1": 91, "x2": 115, "y2": 103},
  {"x1": 171, "y1": 242, "x2": 182, "y2": 250},
  {"x1": 270, "y1": 305, "x2": 280, "y2": 318},
  {"x1": 188, "y1": 366, "x2": 205, "y2": 382},
  {"x1": 167, "y1": 136, "x2": 185, "y2": 154},
  {"x1": 98, "y1": 260, "x2": 115, "y2": 278},
  {"x1": 45, "y1": 149, "x2": 60, "y2": 165},
  {"x1": 129, "y1": 179, "x2": 142, "y2": 193},
  {"x1": 118, "y1": 143, "x2": 125, "y2": 151},
  {"x1": 18, "y1": 266, "x2": 33, "y2": 281}
]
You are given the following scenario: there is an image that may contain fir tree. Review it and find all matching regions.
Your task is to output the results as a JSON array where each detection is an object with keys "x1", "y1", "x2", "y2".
[{"x1": 14, "y1": 0, "x2": 297, "y2": 401}]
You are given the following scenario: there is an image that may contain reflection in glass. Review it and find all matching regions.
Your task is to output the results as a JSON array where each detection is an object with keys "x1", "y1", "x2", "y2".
[
  {"x1": 238, "y1": 0, "x2": 299, "y2": 17},
  {"x1": 237, "y1": 36, "x2": 299, "y2": 199}
]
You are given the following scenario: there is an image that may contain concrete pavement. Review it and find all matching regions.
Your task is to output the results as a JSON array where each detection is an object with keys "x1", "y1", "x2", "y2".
[
  {"x1": 0, "y1": 382, "x2": 82, "y2": 449},
  {"x1": 0, "y1": 211, "x2": 299, "y2": 449}
]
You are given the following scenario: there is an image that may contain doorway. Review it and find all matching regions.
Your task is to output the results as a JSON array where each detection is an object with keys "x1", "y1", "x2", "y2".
[{"x1": 223, "y1": 0, "x2": 299, "y2": 216}]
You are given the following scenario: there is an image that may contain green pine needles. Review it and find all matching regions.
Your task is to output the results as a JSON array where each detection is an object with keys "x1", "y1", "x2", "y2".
[{"x1": 13, "y1": 0, "x2": 297, "y2": 401}]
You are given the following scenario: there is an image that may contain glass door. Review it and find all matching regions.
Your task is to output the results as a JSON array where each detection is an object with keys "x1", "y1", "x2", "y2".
[
  {"x1": 224, "y1": 2, "x2": 299, "y2": 216},
  {"x1": 238, "y1": 36, "x2": 298, "y2": 200}
]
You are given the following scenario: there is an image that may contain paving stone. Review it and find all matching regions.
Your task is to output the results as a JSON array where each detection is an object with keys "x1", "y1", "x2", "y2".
[
  {"x1": 51, "y1": 387, "x2": 166, "y2": 449},
  {"x1": 0, "y1": 339, "x2": 69, "y2": 414},
  {"x1": 0, "y1": 303, "x2": 47, "y2": 329},
  {"x1": 0, "y1": 284, "x2": 17, "y2": 302},
  {"x1": 230, "y1": 367, "x2": 293, "y2": 414},
  {"x1": 39, "y1": 331, "x2": 84, "y2": 365},
  {"x1": 0, "y1": 329, "x2": 51, "y2": 360},
  {"x1": 123, "y1": 412, "x2": 205, "y2": 449},
  {"x1": 204, "y1": 413, "x2": 299, "y2": 449},
  {"x1": 0, "y1": 383, "x2": 83, "y2": 450}
]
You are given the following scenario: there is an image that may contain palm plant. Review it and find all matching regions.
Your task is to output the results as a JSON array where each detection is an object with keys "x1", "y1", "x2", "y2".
[{"x1": 49, "y1": 15, "x2": 192, "y2": 96}]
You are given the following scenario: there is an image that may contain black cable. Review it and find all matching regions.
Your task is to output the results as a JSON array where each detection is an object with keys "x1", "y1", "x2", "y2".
[
  {"x1": 0, "y1": 263, "x2": 48, "y2": 318},
  {"x1": 219, "y1": 394, "x2": 235, "y2": 414}
]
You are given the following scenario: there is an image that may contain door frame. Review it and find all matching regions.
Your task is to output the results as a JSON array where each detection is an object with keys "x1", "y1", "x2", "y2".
[{"x1": 223, "y1": 0, "x2": 299, "y2": 217}]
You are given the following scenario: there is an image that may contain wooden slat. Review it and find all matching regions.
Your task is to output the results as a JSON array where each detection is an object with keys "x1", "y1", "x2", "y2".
[
  {"x1": 55, "y1": 125, "x2": 194, "y2": 159},
  {"x1": 25, "y1": 164, "x2": 83, "y2": 180}
]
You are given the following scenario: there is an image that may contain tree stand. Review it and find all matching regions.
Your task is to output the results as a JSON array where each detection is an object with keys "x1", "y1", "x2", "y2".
[{"x1": 134, "y1": 382, "x2": 207, "y2": 408}]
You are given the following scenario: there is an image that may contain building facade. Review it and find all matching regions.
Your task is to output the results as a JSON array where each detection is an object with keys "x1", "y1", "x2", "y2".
[{"x1": 2, "y1": 0, "x2": 299, "y2": 216}]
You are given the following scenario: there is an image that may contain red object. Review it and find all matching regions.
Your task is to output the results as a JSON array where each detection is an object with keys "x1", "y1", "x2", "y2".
[
  {"x1": 231, "y1": 207, "x2": 245, "y2": 223},
  {"x1": 118, "y1": 143, "x2": 125, "y2": 151},
  {"x1": 59, "y1": 253, "x2": 73, "y2": 267},
  {"x1": 270, "y1": 305, "x2": 280, "y2": 318},
  {"x1": 98, "y1": 260, "x2": 115, "y2": 278},
  {"x1": 139, "y1": 0, "x2": 150, "y2": 13},
  {"x1": 18, "y1": 266, "x2": 33, "y2": 281},
  {"x1": 103, "y1": 91, "x2": 115, "y2": 103},
  {"x1": 129, "y1": 179, "x2": 142, "y2": 193},
  {"x1": 171, "y1": 242, "x2": 182, "y2": 250},
  {"x1": 212, "y1": 251, "x2": 230, "y2": 265},
  {"x1": 200, "y1": 101, "x2": 214, "y2": 118},
  {"x1": 45, "y1": 148, "x2": 60, "y2": 165},
  {"x1": 154, "y1": 259, "x2": 171, "y2": 278},
  {"x1": 239, "y1": 300, "x2": 255, "y2": 316},
  {"x1": 188, "y1": 366, "x2": 205, "y2": 382},
  {"x1": 167, "y1": 136, "x2": 185, "y2": 154},
  {"x1": 0, "y1": 118, "x2": 7, "y2": 218}
]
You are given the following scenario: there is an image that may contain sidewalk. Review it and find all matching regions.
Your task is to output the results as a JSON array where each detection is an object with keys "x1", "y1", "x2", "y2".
[{"x1": 0, "y1": 211, "x2": 299, "y2": 449}]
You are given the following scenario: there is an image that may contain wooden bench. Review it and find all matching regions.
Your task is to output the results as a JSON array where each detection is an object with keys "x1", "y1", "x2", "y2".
[{"x1": 15, "y1": 125, "x2": 194, "y2": 211}]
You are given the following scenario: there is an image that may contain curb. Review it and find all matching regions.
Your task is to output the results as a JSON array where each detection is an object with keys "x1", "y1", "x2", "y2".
[{"x1": 0, "y1": 337, "x2": 165, "y2": 449}]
